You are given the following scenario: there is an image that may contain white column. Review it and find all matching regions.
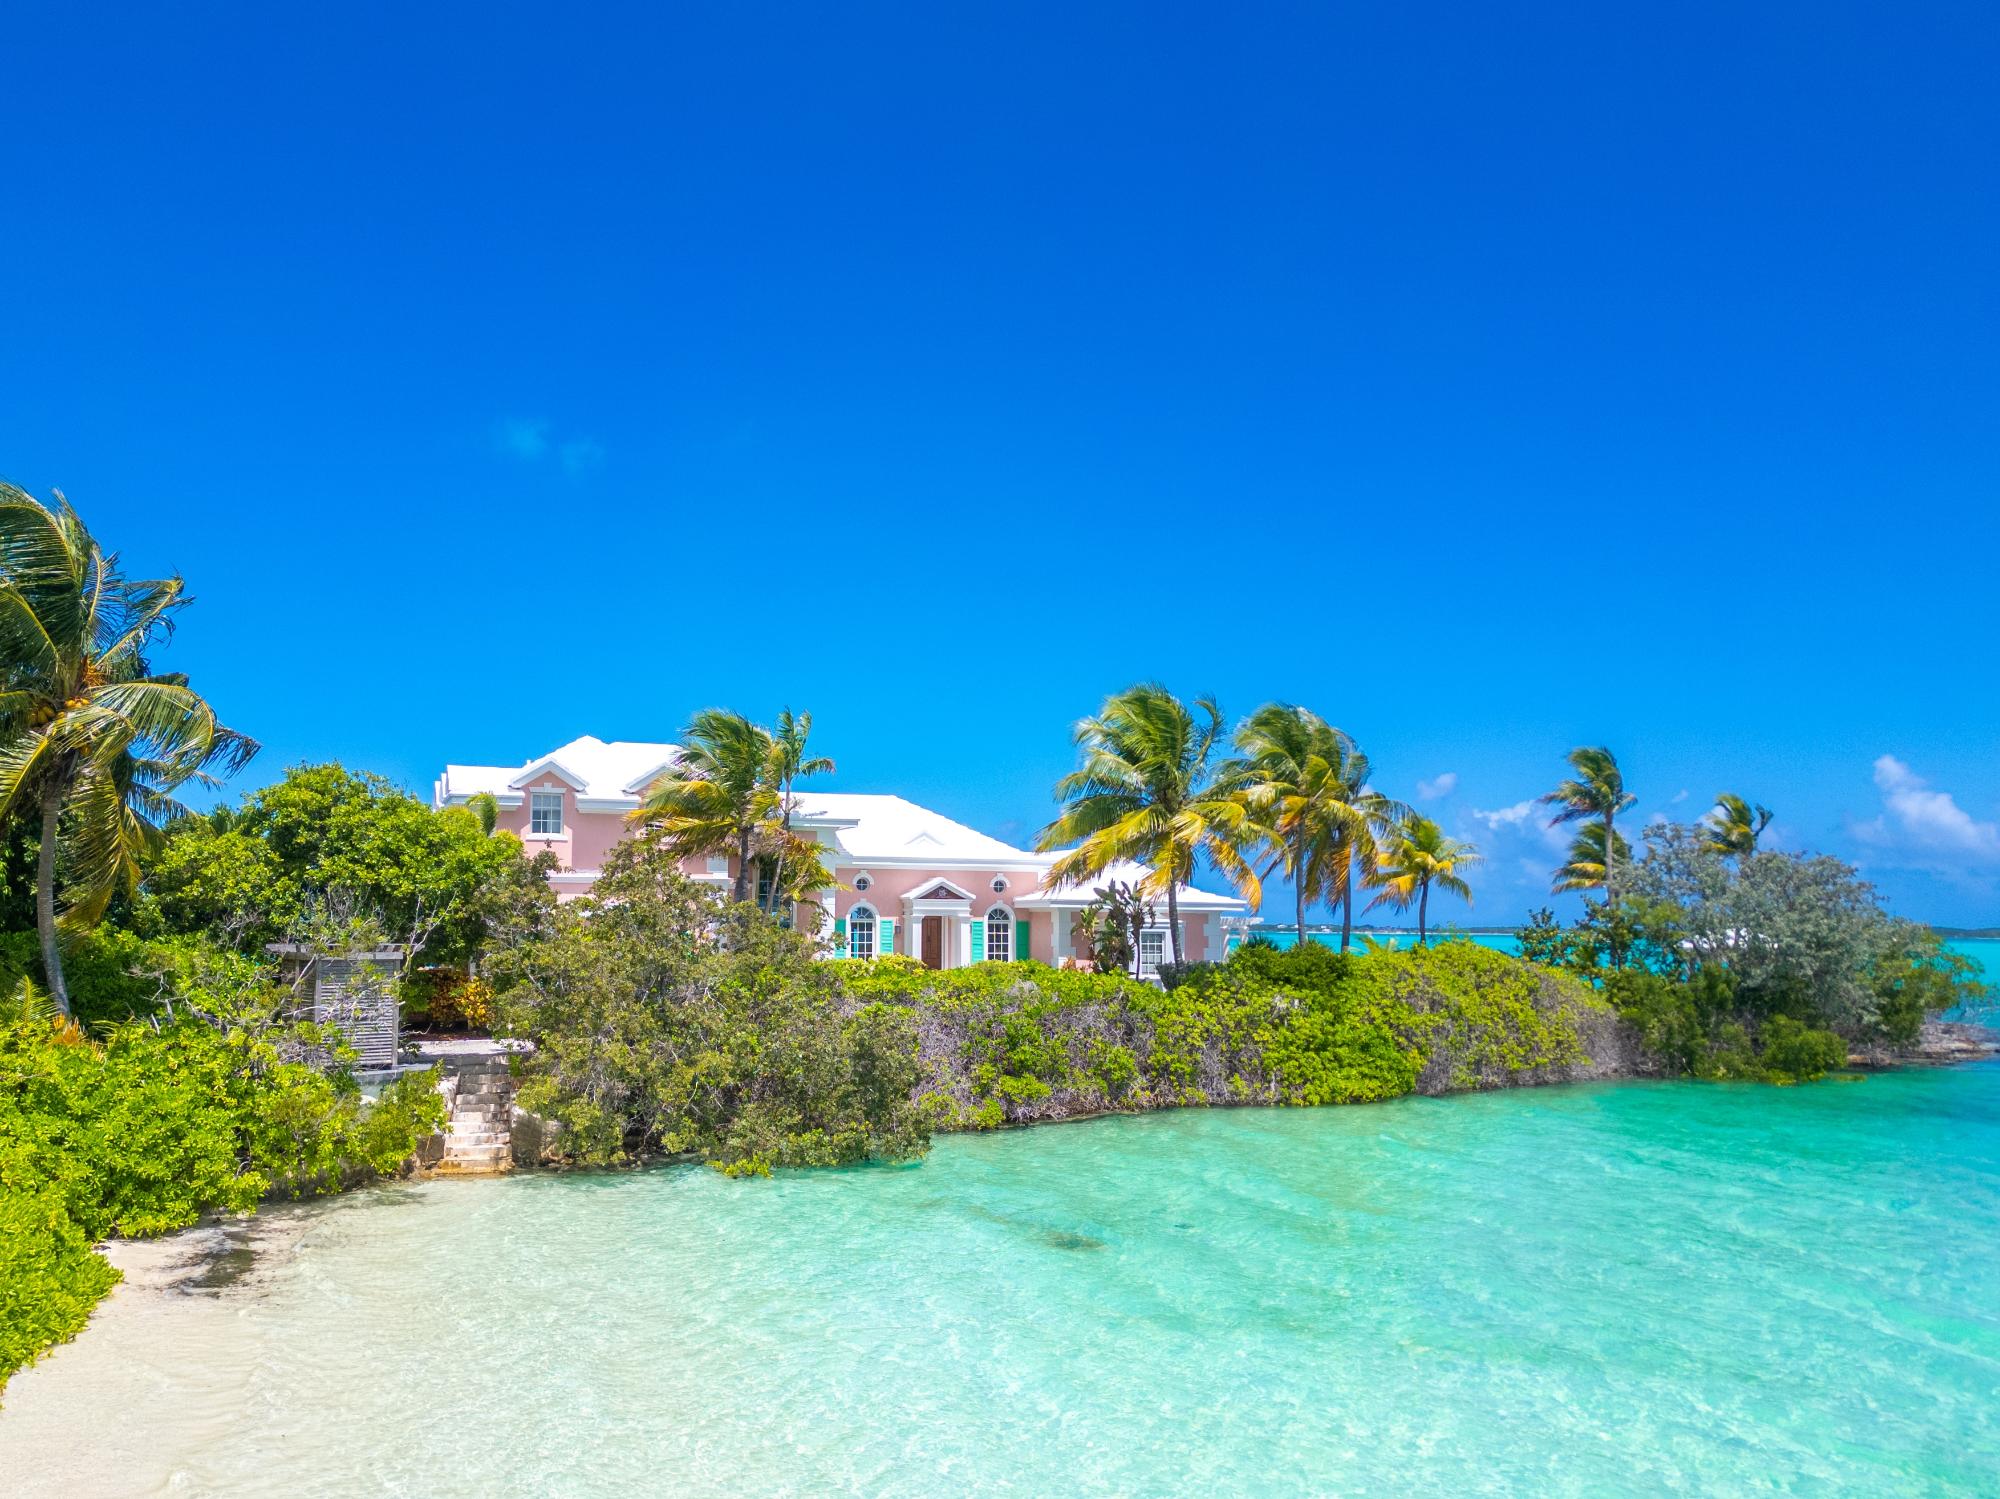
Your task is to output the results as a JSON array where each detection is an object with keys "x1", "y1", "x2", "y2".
[
  {"x1": 955, "y1": 913, "x2": 972, "y2": 969},
  {"x1": 1052, "y1": 910, "x2": 1072, "y2": 965}
]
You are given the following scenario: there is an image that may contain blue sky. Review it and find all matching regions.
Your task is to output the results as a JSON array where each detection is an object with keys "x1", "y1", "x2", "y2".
[{"x1": 3, "y1": 4, "x2": 1997, "y2": 925}]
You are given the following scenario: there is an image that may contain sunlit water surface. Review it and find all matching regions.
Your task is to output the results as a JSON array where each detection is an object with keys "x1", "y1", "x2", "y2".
[{"x1": 4, "y1": 1066, "x2": 1998, "y2": 1497}]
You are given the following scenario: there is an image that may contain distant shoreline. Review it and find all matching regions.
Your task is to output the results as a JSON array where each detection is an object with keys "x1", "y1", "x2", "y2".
[{"x1": 1257, "y1": 924, "x2": 2000, "y2": 939}]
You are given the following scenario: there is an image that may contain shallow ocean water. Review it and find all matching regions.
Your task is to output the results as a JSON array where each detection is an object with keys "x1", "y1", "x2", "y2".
[{"x1": 4, "y1": 1066, "x2": 1998, "y2": 1497}]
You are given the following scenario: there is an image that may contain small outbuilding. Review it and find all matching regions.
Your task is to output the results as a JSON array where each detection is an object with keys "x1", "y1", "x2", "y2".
[{"x1": 266, "y1": 944, "x2": 408, "y2": 1071}]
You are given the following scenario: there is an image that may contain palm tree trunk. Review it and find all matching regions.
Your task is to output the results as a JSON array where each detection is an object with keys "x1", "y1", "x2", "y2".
[
  {"x1": 772, "y1": 774, "x2": 803, "y2": 923},
  {"x1": 1603, "y1": 809, "x2": 1623, "y2": 968},
  {"x1": 37, "y1": 785, "x2": 70, "y2": 1018},
  {"x1": 1166, "y1": 880, "x2": 1183, "y2": 966},
  {"x1": 732, "y1": 826, "x2": 751, "y2": 905},
  {"x1": 1293, "y1": 831, "x2": 1307, "y2": 948},
  {"x1": 1340, "y1": 875, "x2": 1354, "y2": 953},
  {"x1": 1418, "y1": 880, "x2": 1429, "y2": 946}
]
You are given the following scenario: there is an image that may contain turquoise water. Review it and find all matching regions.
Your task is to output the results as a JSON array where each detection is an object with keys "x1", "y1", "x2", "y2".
[
  {"x1": 6, "y1": 1066, "x2": 1998, "y2": 1496},
  {"x1": 1241, "y1": 930, "x2": 2000, "y2": 970},
  {"x1": 1947, "y1": 937, "x2": 2000, "y2": 989},
  {"x1": 1234, "y1": 927, "x2": 1526, "y2": 954}
]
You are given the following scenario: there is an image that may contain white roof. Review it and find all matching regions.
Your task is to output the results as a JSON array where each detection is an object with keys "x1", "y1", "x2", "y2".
[
  {"x1": 788, "y1": 791, "x2": 1042, "y2": 867},
  {"x1": 433, "y1": 736, "x2": 1247, "y2": 911},
  {"x1": 434, "y1": 735, "x2": 681, "y2": 807},
  {"x1": 1014, "y1": 859, "x2": 1249, "y2": 912}
]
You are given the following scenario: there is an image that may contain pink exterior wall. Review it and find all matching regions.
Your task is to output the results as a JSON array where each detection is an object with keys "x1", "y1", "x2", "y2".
[
  {"x1": 832, "y1": 865, "x2": 1050, "y2": 960},
  {"x1": 488, "y1": 798, "x2": 1219, "y2": 964},
  {"x1": 498, "y1": 794, "x2": 715, "y2": 890}
]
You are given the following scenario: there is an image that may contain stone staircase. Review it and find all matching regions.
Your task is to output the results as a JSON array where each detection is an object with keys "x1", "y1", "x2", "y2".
[{"x1": 433, "y1": 1054, "x2": 515, "y2": 1175}]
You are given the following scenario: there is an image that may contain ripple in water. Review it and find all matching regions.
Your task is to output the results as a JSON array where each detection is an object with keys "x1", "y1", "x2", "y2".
[{"x1": 4, "y1": 1066, "x2": 1998, "y2": 1497}]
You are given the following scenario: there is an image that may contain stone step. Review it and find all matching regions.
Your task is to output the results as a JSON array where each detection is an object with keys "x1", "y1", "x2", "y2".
[
  {"x1": 423, "y1": 1061, "x2": 516, "y2": 1176},
  {"x1": 442, "y1": 1149, "x2": 510, "y2": 1168},
  {"x1": 433, "y1": 1158, "x2": 512, "y2": 1176}
]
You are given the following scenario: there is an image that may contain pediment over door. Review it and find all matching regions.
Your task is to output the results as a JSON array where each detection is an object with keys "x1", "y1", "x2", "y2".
[{"x1": 911, "y1": 879, "x2": 975, "y2": 902}]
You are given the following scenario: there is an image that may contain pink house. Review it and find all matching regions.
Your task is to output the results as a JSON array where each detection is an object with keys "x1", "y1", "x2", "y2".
[{"x1": 433, "y1": 736, "x2": 1248, "y2": 973}]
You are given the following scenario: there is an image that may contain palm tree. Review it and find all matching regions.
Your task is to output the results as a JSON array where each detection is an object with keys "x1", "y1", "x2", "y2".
[
  {"x1": 1551, "y1": 820, "x2": 1632, "y2": 895},
  {"x1": 1365, "y1": 815, "x2": 1480, "y2": 944},
  {"x1": 1220, "y1": 704, "x2": 1404, "y2": 952},
  {"x1": 0, "y1": 489, "x2": 256, "y2": 1015},
  {"x1": 1703, "y1": 793, "x2": 1772, "y2": 859},
  {"x1": 466, "y1": 791, "x2": 500, "y2": 835},
  {"x1": 761, "y1": 707, "x2": 835, "y2": 920},
  {"x1": 1036, "y1": 684, "x2": 1260, "y2": 965},
  {"x1": 631, "y1": 708, "x2": 773, "y2": 904},
  {"x1": 1538, "y1": 747, "x2": 1638, "y2": 900},
  {"x1": 1313, "y1": 738, "x2": 1404, "y2": 953}
]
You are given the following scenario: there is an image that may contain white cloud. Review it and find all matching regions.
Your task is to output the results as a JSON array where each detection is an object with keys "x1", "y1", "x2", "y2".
[
  {"x1": 1416, "y1": 772, "x2": 1458, "y2": 801},
  {"x1": 497, "y1": 418, "x2": 549, "y2": 460},
  {"x1": 1670, "y1": 788, "x2": 1690, "y2": 804},
  {"x1": 1854, "y1": 755, "x2": 2000, "y2": 866},
  {"x1": 1473, "y1": 800, "x2": 1535, "y2": 831},
  {"x1": 496, "y1": 420, "x2": 604, "y2": 474}
]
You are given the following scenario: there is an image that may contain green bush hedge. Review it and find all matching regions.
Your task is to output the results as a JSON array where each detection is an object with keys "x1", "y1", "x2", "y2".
[{"x1": 838, "y1": 939, "x2": 1607, "y2": 1128}]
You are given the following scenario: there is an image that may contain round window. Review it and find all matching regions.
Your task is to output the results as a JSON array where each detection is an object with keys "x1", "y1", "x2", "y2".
[
  {"x1": 991, "y1": 875, "x2": 1008, "y2": 894},
  {"x1": 855, "y1": 873, "x2": 873, "y2": 892}
]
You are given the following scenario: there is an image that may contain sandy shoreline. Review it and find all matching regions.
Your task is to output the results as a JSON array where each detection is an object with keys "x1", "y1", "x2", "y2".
[{"x1": 0, "y1": 1210, "x2": 319, "y2": 1498}]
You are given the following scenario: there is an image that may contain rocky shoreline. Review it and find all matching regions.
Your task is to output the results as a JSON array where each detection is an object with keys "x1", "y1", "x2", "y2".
[{"x1": 1848, "y1": 1018, "x2": 2000, "y2": 1070}]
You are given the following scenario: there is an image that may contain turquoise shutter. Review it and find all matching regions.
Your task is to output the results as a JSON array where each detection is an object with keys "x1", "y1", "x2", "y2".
[
  {"x1": 879, "y1": 917, "x2": 895, "y2": 956},
  {"x1": 833, "y1": 917, "x2": 848, "y2": 958},
  {"x1": 969, "y1": 918, "x2": 986, "y2": 962},
  {"x1": 1016, "y1": 918, "x2": 1031, "y2": 964}
]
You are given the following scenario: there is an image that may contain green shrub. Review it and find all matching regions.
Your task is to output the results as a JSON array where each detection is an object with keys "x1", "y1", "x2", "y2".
[
  {"x1": 492, "y1": 851, "x2": 929, "y2": 1176},
  {"x1": 1609, "y1": 966, "x2": 1851, "y2": 1084},
  {"x1": 0, "y1": 985, "x2": 444, "y2": 1392},
  {"x1": 0, "y1": 928, "x2": 228, "y2": 1028},
  {"x1": 0, "y1": 1164, "x2": 121, "y2": 1391},
  {"x1": 1608, "y1": 971, "x2": 1707, "y2": 1075},
  {"x1": 1224, "y1": 939, "x2": 1353, "y2": 994},
  {"x1": 1756, "y1": 1016, "x2": 1849, "y2": 1084}
]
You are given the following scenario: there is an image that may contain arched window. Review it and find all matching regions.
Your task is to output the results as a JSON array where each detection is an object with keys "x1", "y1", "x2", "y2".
[
  {"x1": 848, "y1": 904, "x2": 878, "y2": 961},
  {"x1": 985, "y1": 905, "x2": 1013, "y2": 963}
]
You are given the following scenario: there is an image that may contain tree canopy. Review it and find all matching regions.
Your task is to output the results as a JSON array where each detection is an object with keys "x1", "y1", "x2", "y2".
[{"x1": 140, "y1": 764, "x2": 530, "y2": 967}]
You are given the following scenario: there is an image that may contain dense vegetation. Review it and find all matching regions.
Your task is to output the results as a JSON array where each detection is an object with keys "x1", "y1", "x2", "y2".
[
  {"x1": 487, "y1": 834, "x2": 927, "y2": 1177},
  {"x1": 1517, "y1": 822, "x2": 1982, "y2": 1082},
  {"x1": 488, "y1": 838, "x2": 1621, "y2": 1171}
]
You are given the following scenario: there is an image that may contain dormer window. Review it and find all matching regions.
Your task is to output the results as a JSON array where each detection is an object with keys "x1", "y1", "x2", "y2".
[{"x1": 529, "y1": 790, "x2": 564, "y2": 835}]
